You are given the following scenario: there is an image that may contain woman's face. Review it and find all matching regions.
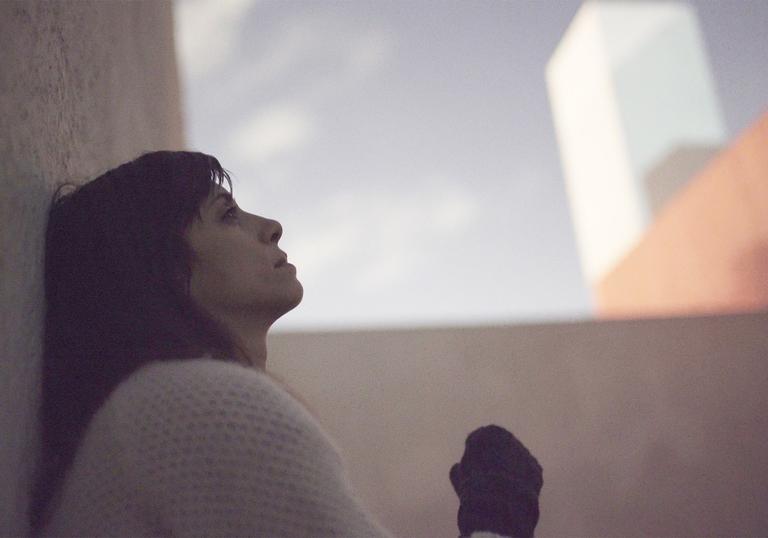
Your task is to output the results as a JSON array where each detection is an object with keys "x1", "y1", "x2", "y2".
[{"x1": 184, "y1": 184, "x2": 303, "y2": 326}]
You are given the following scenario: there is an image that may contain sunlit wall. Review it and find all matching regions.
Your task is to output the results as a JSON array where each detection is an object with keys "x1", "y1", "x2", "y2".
[{"x1": 597, "y1": 110, "x2": 768, "y2": 317}]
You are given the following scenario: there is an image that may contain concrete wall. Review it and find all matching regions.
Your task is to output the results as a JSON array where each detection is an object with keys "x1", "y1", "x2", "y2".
[
  {"x1": 268, "y1": 311, "x2": 768, "y2": 537},
  {"x1": 0, "y1": 1, "x2": 184, "y2": 534},
  {"x1": 596, "y1": 110, "x2": 768, "y2": 319}
]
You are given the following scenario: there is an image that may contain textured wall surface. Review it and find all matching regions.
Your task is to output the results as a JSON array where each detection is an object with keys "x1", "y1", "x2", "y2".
[
  {"x1": 0, "y1": 1, "x2": 184, "y2": 534},
  {"x1": 597, "y1": 110, "x2": 768, "y2": 318},
  {"x1": 268, "y1": 312, "x2": 768, "y2": 537}
]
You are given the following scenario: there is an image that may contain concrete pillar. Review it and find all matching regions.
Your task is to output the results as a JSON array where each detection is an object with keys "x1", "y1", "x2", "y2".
[{"x1": 0, "y1": 1, "x2": 184, "y2": 534}]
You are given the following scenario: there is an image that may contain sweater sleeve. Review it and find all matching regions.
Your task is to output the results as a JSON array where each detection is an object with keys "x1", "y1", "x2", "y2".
[{"x1": 108, "y1": 358, "x2": 509, "y2": 538}]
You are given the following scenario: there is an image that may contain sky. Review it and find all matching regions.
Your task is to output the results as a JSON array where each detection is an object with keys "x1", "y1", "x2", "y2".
[{"x1": 173, "y1": 0, "x2": 768, "y2": 332}]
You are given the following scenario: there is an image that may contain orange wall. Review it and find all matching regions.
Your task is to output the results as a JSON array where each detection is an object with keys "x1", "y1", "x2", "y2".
[{"x1": 597, "y1": 110, "x2": 768, "y2": 318}]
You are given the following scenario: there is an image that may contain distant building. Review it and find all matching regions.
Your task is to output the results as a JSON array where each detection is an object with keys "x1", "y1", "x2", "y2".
[
  {"x1": 596, "y1": 110, "x2": 768, "y2": 318},
  {"x1": 546, "y1": 0, "x2": 725, "y2": 286}
]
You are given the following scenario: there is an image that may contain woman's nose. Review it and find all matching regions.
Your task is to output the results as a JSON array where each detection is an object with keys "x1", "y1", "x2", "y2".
[{"x1": 262, "y1": 218, "x2": 282, "y2": 243}]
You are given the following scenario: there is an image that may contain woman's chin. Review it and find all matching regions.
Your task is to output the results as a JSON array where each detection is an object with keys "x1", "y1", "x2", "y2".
[{"x1": 281, "y1": 281, "x2": 304, "y2": 313}]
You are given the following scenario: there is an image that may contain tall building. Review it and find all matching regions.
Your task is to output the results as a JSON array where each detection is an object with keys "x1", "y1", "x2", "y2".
[{"x1": 546, "y1": 0, "x2": 726, "y2": 285}]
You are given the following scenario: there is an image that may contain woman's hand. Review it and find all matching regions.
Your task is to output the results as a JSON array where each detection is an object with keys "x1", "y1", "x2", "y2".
[{"x1": 450, "y1": 425, "x2": 543, "y2": 538}]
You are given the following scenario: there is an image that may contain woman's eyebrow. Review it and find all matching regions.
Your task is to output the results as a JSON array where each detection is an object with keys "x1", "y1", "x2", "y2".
[{"x1": 209, "y1": 192, "x2": 234, "y2": 208}]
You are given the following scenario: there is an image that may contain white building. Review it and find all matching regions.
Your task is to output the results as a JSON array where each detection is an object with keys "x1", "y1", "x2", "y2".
[{"x1": 546, "y1": 0, "x2": 725, "y2": 285}]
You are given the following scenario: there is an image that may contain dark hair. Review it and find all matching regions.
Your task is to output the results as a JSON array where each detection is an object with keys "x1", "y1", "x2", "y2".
[{"x1": 28, "y1": 150, "x2": 270, "y2": 535}]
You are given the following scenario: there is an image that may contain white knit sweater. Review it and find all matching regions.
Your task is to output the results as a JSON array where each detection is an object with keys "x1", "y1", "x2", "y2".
[{"x1": 40, "y1": 357, "x2": 506, "y2": 538}]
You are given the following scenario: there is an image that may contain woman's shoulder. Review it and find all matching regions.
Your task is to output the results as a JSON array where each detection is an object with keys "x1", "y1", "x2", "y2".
[
  {"x1": 103, "y1": 354, "x2": 345, "y2": 477},
  {"x1": 105, "y1": 356, "x2": 291, "y2": 417},
  {"x1": 103, "y1": 356, "x2": 337, "y2": 452},
  {"x1": 123, "y1": 354, "x2": 258, "y2": 382}
]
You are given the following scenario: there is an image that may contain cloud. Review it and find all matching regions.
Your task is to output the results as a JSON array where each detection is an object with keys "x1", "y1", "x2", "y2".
[
  {"x1": 427, "y1": 188, "x2": 477, "y2": 233},
  {"x1": 351, "y1": 184, "x2": 476, "y2": 291},
  {"x1": 227, "y1": 103, "x2": 315, "y2": 166},
  {"x1": 284, "y1": 180, "x2": 479, "y2": 292},
  {"x1": 174, "y1": 0, "x2": 259, "y2": 79},
  {"x1": 286, "y1": 207, "x2": 364, "y2": 278},
  {"x1": 199, "y1": 10, "x2": 395, "y2": 108},
  {"x1": 347, "y1": 31, "x2": 394, "y2": 79},
  {"x1": 299, "y1": 27, "x2": 395, "y2": 104},
  {"x1": 223, "y1": 15, "x2": 322, "y2": 93}
]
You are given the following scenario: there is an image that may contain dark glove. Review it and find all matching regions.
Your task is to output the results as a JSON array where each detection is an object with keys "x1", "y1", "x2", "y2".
[{"x1": 450, "y1": 425, "x2": 543, "y2": 538}]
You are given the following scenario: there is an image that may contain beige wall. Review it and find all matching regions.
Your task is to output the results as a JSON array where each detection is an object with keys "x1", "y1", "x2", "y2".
[
  {"x1": 0, "y1": 1, "x2": 184, "y2": 534},
  {"x1": 268, "y1": 311, "x2": 768, "y2": 537}
]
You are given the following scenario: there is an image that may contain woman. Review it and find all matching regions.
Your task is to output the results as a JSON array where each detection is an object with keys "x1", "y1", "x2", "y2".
[{"x1": 29, "y1": 150, "x2": 542, "y2": 537}]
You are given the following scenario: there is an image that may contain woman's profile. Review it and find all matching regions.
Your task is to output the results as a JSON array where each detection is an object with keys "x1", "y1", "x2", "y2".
[{"x1": 29, "y1": 150, "x2": 541, "y2": 537}]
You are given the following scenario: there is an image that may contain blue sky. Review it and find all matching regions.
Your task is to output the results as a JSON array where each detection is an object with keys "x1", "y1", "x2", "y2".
[{"x1": 173, "y1": 0, "x2": 768, "y2": 332}]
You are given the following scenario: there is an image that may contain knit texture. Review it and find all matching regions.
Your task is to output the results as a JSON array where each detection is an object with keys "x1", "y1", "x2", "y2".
[{"x1": 40, "y1": 357, "x2": 507, "y2": 537}]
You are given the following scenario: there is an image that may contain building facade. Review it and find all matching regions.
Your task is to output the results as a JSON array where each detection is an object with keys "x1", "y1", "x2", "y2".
[
  {"x1": 596, "y1": 111, "x2": 768, "y2": 317},
  {"x1": 546, "y1": 0, "x2": 725, "y2": 285}
]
